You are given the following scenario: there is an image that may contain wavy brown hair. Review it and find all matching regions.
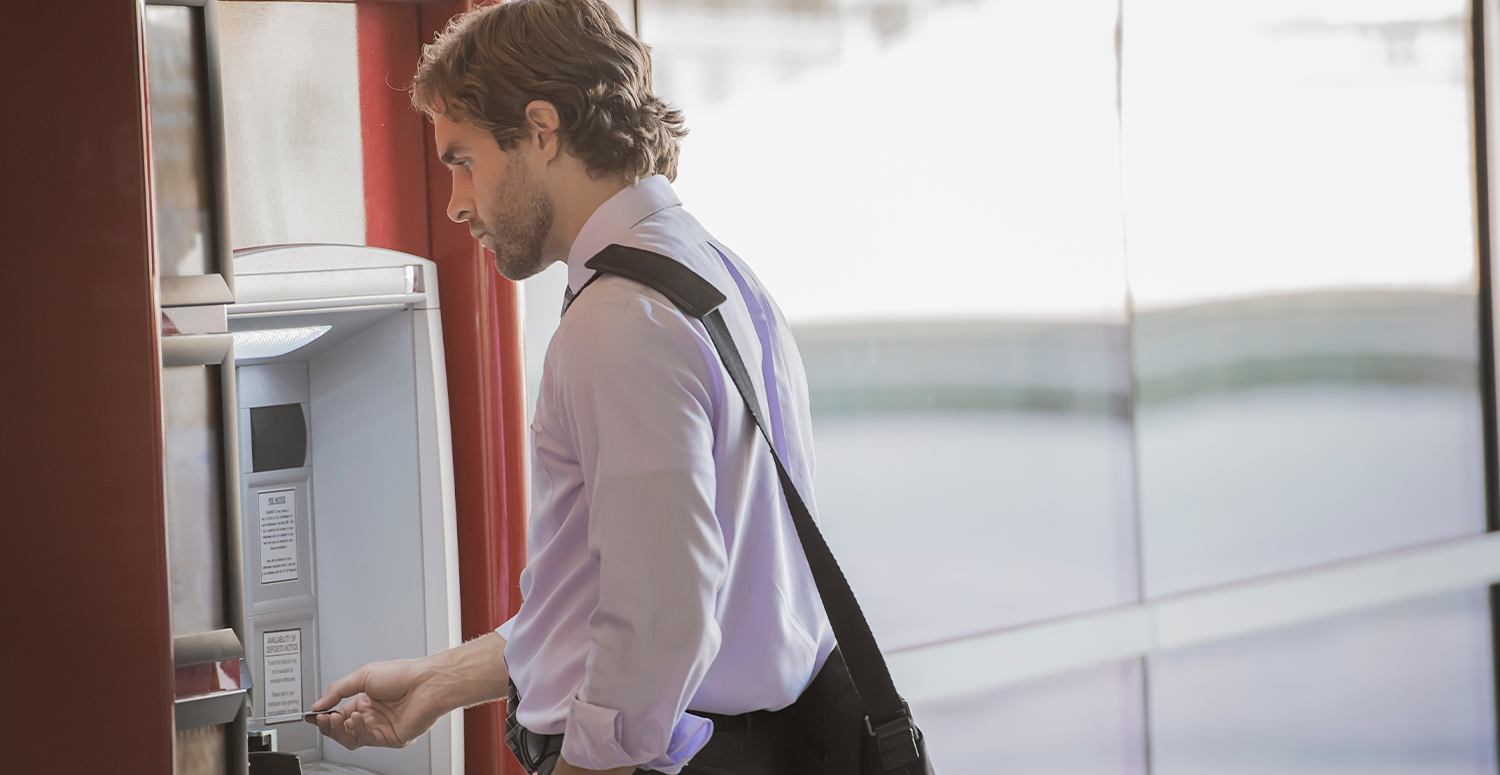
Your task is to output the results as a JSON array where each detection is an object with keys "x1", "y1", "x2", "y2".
[{"x1": 411, "y1": 0, "x2": 686, "y2": 182}]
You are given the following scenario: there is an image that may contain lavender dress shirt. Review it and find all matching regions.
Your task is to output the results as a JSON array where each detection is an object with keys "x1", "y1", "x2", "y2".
[{"x1": 497, "y1": 175, "x2": 837, "y2": 773}]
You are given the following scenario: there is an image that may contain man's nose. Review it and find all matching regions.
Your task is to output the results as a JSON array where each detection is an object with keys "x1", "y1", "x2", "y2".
[
  {"x1": 447, "y1": 195, "x2": 470, "y2": 224},
  {"x1": 447, "y1": 179, "x2": 471, "y2": 224}
]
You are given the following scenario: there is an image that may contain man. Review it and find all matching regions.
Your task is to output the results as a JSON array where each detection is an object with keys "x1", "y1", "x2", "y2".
[{"x1": 307, "y1": 1, "x2": 835, "y2": 773}]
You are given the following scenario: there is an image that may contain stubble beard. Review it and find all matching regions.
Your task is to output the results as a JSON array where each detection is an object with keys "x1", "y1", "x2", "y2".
[{"x1": 480, "y1": 156, "x2": 556, "y2": 282}]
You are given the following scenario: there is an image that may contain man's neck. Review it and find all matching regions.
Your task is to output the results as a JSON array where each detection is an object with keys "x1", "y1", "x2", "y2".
[{"x1": 546, "y1": 162, "x2": 630, "y2": 266}]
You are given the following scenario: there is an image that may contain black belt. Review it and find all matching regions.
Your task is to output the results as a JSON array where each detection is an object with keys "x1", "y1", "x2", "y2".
[
  {"x1": 505, "y1": 680, "x2": 784, "y2": 775},
  {"x1": 691, "y1": 706, "x2": 777, "y2": 734}
]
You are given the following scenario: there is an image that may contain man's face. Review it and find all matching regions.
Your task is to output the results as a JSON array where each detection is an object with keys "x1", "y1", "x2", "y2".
[{"x1": 436, "y1": 113, "x2": 555, "y2": 281}]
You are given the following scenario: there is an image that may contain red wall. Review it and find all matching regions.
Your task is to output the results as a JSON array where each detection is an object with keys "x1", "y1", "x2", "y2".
[
  {"x1": 358, "y1": 4, "x2": 530, "y2": 773},
  {"x1": 0, "y1": 1, "x2": 176, "y2": 773}
]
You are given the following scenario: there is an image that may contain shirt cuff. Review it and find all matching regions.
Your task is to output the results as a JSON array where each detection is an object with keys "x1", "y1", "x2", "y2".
[
  {"x1": 561, "y1": 697, "x2": 714, "y2": 774},
  {"x1": 495, "y1": 616, "x2": 517, "y2": 641}
]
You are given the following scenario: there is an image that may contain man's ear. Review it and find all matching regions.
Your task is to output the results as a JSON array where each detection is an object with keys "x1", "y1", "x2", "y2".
[{"x1": 524, "y1": 100, "x2": 562, "y2": 163}]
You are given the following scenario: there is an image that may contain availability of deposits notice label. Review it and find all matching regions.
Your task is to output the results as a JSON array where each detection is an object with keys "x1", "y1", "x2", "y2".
[
  {"x1": 263, "y1": 629, "x2": 303, "y2": 721},
  {"x1": 259, "y1": 489, "x2": 298, "y2": 584}
]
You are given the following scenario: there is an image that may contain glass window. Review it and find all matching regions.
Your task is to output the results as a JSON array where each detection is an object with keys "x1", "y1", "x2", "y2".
[
  {"x1": 642, "y1": 0, "x2": 1138, "y2": 650},
  {"x1": 1149, "y1": 589, "x2": 1496, "y2": 775},
  {"x1": 1123, "y1": 0, "x2": 1485, "y2": 597},
  {"x1": 911, "y1": 660, "x2": 1147, "y2": 775},
  {"x1": 145, "y1": 4, "x2": 218, "y2": 279},
  {"x1": 217, "y1": 1, "x2": 365, "y2": 249}
]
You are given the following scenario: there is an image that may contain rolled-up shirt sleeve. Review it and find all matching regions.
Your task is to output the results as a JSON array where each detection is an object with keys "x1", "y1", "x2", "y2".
[{"x1": 556, "y1": 287, "x2": 729, "y2": 773}]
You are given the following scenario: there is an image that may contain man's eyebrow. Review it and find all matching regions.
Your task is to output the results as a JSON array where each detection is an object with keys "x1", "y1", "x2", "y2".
[{"x1": 439, "y1": 145, "x2": 470, "y2": 165}]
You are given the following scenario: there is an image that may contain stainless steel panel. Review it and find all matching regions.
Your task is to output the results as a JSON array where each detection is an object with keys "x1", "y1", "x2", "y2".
[
  {"x1": 176, "y1": 689, "x2": 250, "y2": 731},
  {"x1": 233, "y1": 244, "x2": 441, "y2": 310},
  {"x1": 162, "y1": 364, "x2": 228, "y2": 637},
  {"x1": 221, "y1": 338, "x2": 246, "y2": 651},
  {"x1": 162, "y1": 274, "x2": 236, "y2": 308},
  {"x1": 246, "y1": 611, "x2": 322, "y2": 759},
  {"x1": 175, "y1": 628, "x2": 245, "y2": 667},
  {"x1": 310, "y1": 310, "x2": 432, "y2": 773},
  {"x1": 145, "y1": 5, "x2": 219, "y2": 281},
  {"x1": 163, "y1": 333, "x2": 233, "y2": 368},
  {"x1": 217, "y1": 2, "x2": 364, "y2": 248},
  {"x1": 233, "y1": 267, "x2": 417, "y2": 305},
  {"x1": 236, "y1": 362, "x2": 311, "y2": 411},
  {"x1": 163, "y1": 304, "x2": 229, "y2": 336},
  {"x1": 241, "y1": 472, "x2": 315, "y2": 615}
]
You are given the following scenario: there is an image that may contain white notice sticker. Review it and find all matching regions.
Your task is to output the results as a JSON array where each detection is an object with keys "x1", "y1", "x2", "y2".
[
  {"x1": 259, "y1": 489, "x2": 298, "y2": 584},
  {"x1": 263, "y1": 629, "x2": 303, "y2": 722}
]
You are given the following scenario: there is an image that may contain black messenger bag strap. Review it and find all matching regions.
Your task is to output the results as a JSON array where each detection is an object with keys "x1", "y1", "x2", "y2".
[{"x1": 583, "y1": 244, "x2": 930, "y2": 773}]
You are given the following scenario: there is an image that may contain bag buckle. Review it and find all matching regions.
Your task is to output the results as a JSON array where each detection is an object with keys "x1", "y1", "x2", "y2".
[{"x1": 864, "y1": 702, "x2": 921, "y2": 770}]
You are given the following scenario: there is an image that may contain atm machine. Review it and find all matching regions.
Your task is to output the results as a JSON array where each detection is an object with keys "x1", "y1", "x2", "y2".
[
  {"x1": 160, "y1": 244, "x2": 465, "y2": 775},
  {"x1": 227, "y1": 244, "x2": 465, "y2": 775},
  {"x1": 145, "y1": 3, "x2": 466, "y2": 772}
]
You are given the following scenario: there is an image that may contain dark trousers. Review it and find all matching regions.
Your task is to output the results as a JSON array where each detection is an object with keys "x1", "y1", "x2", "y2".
[
  {"x1": 514, "y1": 704, "x2": 799, "y2": 775},
  {"x1": 668, "y1": 707, "x2": 798, "y2": 775},
  {"x1": 510, "y1": 649, "x2": 863, "y2": 775}
]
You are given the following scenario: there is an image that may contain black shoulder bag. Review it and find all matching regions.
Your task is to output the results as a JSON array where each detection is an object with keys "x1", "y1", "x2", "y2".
[{"x1": 582, "y1": 245, "x2": 936, "y2": 775}]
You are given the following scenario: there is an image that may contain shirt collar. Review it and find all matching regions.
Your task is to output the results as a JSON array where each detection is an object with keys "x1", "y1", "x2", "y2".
[{"x1": 565, "y1": 174, "x2": 682, "y2": 293}]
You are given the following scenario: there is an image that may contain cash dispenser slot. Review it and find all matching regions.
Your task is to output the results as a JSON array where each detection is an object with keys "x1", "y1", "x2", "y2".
[{"x1": 228, "y1": 244, "x2": 461, "y2": 775}]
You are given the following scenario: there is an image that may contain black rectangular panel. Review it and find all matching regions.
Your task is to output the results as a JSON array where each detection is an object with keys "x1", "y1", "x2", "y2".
[{"x1": 250, "y1": 404, "x2": 307, "y2": 473}]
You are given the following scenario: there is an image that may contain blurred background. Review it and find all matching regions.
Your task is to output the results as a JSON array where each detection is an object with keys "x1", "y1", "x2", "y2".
[{"x1": 202, "y1": 0, "x2": 1498, "y2": 772}]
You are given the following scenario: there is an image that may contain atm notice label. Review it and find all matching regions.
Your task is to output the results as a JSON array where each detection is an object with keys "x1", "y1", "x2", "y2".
[
  {"x1": 259, "y1": 489, "x2": 298, "y2": 584},
  {"x1": 263, "y1": 629, "x2": 303, "y2": 722}
]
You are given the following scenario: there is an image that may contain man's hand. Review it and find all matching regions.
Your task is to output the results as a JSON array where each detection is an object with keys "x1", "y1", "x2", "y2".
[
  {"x1": 307, "y1": 632, "x2": 509, "y2": 751},
  {"x1": 308, "y1": 658, "x2": 440, "y2": 750}
]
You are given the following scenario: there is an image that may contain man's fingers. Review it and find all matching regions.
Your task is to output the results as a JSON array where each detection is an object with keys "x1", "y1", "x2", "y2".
[
  {"x1": 350, "y1": 710, "x2": 403, "y2": 748},
  {"x1": 309, "y1": 706, "x2": 343, "y2": 729},
  {"x1": 306, "y1": 689, "x2": 409, "y2": 751},
  {"x1": 314, "y1": 710, "x2": 361, "y2": 750},
  {"x1": 350, "y1": 711, "x2": 382, "y2": 747},
  {"x1": 312, "y1": 666, "x2": 369, "y2": 712},
  {"x1": 317, "y1": 712, "x2": 341, "y2": 745},
  {"x1": 349, "y1": 711, "x2": 376, "y2": 747}
]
